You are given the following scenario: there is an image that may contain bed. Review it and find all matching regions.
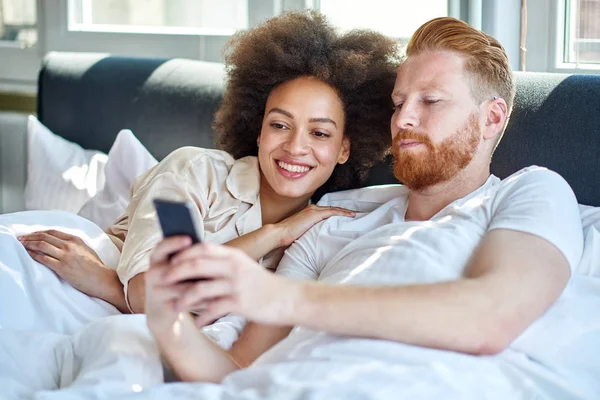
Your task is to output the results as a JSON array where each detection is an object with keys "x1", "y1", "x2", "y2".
[{"x1": 0, "y1": 52, "x2": 598, "y2": 399}]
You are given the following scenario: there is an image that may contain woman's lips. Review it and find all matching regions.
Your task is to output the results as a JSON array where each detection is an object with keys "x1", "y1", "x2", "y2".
[{"x1": 276, "y1": 160, "x2": 313, "y2": 178}]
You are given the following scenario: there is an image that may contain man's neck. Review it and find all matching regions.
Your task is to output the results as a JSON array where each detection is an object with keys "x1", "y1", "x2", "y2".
[{"x1": 405, "y1": 164, "x2": 491, "y2": 222}]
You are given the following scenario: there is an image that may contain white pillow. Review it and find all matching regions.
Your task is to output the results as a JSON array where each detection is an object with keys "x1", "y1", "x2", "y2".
[
  {"x1": 78, "y1": 129, "x2": 158, "y2": 230},
  {"x1": 25, "y1": 116, "x2": 108, "y2": 213},
  {"x1": 580, "y1": 204, "x2": 600, "y2": 235},
  {"x1": 578, "y1": 204, "x2": 600, "y2": 277}
]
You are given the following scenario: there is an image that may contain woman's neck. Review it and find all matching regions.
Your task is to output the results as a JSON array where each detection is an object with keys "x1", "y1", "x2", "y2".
[{"x1": 259, "y1": 179, "x2": 311, "y2": 225}]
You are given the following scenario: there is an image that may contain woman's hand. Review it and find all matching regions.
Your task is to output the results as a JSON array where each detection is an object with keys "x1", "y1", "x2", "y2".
[
  {"x1": 18, "y1": 230, "x2": 120, "y2": 300},
  {"x1": 275, "y1": 204, "x2": 355, "y2": 247},
  {"x1": 162, "y1": 242, "x2": 299, "y2": 327}
]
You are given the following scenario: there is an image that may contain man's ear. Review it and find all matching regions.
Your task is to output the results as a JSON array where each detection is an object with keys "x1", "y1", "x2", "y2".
[
  {"x1": 483, "y1": 98, "x2": 508, "y2": 141},
  {"x1": 337, "y1": 137, "x2": 350, "y2": 164}
]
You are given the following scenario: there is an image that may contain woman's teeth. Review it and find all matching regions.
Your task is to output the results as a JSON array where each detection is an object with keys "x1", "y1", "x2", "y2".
[{"x1": 277, "y1": 161, "x2": 311, "y2": 173}]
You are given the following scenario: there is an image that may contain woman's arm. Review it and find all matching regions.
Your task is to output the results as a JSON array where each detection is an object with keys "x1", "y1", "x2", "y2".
[
  {"x1": 127, "y1": 204, "x2": 354, "y2": 313},
  {"x1": 18, "y1": 230, "x2": 130, "y2": 313},
  {"x1": 155, "y1": 316, "x2": 291, "y2": 382},
  {"x1": 224, "y1": 204, "x2": 355, "y2": 262}
]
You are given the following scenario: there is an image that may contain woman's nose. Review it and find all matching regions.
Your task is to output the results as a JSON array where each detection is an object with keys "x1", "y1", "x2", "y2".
[{"x1": 282, "y1": 130, "x2": 309, "y2": 155}]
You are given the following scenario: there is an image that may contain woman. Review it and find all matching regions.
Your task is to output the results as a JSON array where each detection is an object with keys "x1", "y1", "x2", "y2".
[{"x1": 18, "y1": 10, "x2": 398, "y2": 322}]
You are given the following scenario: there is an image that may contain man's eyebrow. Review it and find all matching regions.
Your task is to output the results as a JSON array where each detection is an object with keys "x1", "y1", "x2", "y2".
[
  {"x1": 392, "y1": 86, "x2": 451, "y2": 99},
  {"x1": 309, "y1": 117, "x2": 337, "y2": 127},
  {"x1": 267, "y1": 107, "x2": 293, "y2": 118},
  {"x1": 391, "y1": 89, "x2": 404, "y2": 99}
]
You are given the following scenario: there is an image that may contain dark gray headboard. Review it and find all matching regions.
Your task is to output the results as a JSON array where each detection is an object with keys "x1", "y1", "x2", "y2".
[
  {"x1": 38, "y1": 52, "x2": 225, "y2": 160},
  {"x1": 492, "y1": 73, "x2": 600, "y2": 207},
  {"x1": 37, "y1": 52, "x2": 600, "y2": 206}
]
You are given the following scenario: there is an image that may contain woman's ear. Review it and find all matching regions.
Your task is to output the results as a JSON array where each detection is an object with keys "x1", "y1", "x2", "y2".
[
  {"x1": 257, "y1": 135, "x2": 261, "y2": 147},
  {"x1": 337, "y1": 137, "x2": 350, "y2": 164}
]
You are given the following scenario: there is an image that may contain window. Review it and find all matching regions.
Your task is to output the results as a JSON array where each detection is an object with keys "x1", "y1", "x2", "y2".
[
  {"x1": 0, "y1": 0, "x2": 37, "y2": 47},
  {"x1": 316, "y1": 0, "x2": 448, "y2": 41},
  {"x1": 564, "y1": 0, "x2": 600, "y2": 65},
  {"x1": 68, "y1": 0, "x2": 248, "y2": 35}
]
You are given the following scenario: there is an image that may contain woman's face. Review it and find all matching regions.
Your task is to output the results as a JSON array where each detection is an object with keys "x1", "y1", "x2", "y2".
[{"x1": 257, "y1": 76, "x2": 349, "y2": 201}]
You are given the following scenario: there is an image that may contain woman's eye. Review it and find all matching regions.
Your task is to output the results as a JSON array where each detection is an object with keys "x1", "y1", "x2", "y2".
[
  {"x1": 393, "y1": 103, "x2": 403, "y2": 110},
  {"x1": 425, "y1": 99, "x2": 441, "y2": 105},
  {"x1": 271, "y1": 123, "x2": 287, "y2": 130},
  {"x1": 313, "y1": 131, "x2": 330, "y2": 138}
]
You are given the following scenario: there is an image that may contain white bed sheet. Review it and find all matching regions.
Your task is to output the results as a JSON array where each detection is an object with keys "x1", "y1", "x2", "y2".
[{"x1": 0, "y1": 210, "x2": 598, "y2": 400}]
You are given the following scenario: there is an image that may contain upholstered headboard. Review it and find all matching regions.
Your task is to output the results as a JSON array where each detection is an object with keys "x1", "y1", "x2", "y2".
[
  {"x1": 37, "y1": 52, "x2": 600, "y2": 206},
  {"x1": 37, "y1": 52, "x2": 225, "y2": 161}
]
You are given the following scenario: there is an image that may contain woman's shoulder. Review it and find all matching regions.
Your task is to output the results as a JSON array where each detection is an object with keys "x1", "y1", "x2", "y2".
[
  {"x1": 165, "y1": 147, "x2": 235, "y2": 167},
  {"x1": 154, "y1": 147, "x2": 236, "y2": 176},
  {"x1": 131, "y1": 147, "x2": 238, "y2": 194}
]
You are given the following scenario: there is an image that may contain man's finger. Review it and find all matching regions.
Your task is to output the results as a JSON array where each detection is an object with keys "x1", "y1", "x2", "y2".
[
  {"x1": 163, "y1": 258, "x2": 231, "y2": 284},
  {"x1": 151, "y1": 236, "x2": 192, "y2": 263},
  {"x1": 194, "y1": 298, "x2": 235, "y2": 327},
  {"x1": 151, "y1": 281, "x2": 192, "y2": 300},
  {"x1": 177, "y1": 280, "x2": 232, "y2": 311},
  {"x1": 170, "y1": 243, "x2": 239, "y2": 265}
]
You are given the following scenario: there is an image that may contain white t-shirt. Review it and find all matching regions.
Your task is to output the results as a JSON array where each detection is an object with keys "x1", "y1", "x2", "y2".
[
  {"x1": 276, "y1": 166, "x2": 582, "y2": 288},
  {"x1": 233, "y1": 166, "x2": 587, "y2": 398}
]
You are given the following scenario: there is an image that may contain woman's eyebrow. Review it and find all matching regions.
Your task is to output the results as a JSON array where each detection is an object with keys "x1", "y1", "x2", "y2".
[
  {"x1": 267, "y1": 108, "x2": 337, "y2": 127},
  {"x1": 309, "y1": 117, "x2": 337, "y2": 127},
  {"x1": 267, "y1": 107, "x2": 293, "y2": 118}
]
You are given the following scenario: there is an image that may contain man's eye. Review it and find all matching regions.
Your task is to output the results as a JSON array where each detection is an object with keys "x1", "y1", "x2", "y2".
[
  {"x1": 425, "y1": 99, "x2": 441, "y2": 104},
  {"x1": 394, "y1": 103, "x2": 403, "y2": 110},
  {"x1": 271, "y1": 123, "x2": 286, "y2": 129}
]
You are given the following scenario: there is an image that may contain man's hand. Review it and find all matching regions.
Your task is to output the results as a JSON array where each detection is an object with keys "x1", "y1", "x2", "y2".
[
  {"x1": 163, "y1": 242, "x2": 299, "y2": 327},
  {"x1": 18, "y1": 230, "x2": 120, "y2": 300},
  {"x1": 145, "y1": 236, "x2": 194, "y2": 334}
]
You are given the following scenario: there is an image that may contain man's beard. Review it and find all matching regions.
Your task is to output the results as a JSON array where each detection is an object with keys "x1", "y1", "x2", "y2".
[{"x1": 392, "y1": 114, "x2": 481, "y2": 190}]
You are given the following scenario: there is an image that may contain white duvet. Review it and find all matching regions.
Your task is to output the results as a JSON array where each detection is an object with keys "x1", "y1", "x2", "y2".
[{"x1": 0, "y1": 211, "x2": 599, "y2": 400}]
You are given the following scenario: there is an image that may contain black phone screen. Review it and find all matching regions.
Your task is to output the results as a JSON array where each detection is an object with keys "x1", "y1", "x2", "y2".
[{"x1": 153, "y1": 199, "x2": 201, "y2": 244}]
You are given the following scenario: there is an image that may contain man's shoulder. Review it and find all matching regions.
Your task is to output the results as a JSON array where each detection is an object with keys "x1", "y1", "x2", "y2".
[
  {"x1": 317, "y1": 184, "x2": 407, "y2": 212},
  {"x1": 496, "y1": 165, "x2": 571, "y2": 196}
]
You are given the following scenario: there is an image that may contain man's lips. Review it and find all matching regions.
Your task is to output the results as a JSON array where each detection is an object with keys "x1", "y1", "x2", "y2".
[{"x1": 399, "y1": 139, "x2": 422, "y2": 148}]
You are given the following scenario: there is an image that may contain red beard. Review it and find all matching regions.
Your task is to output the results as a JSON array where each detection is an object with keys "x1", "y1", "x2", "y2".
[{"x1": 392, "y1": 114, "x2": 481, "y2": 190}]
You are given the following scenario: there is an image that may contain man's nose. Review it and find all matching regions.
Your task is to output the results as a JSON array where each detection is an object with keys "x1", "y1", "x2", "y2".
[{"x1": 393, "y1": 103, "x2": 419, "y2": 130}]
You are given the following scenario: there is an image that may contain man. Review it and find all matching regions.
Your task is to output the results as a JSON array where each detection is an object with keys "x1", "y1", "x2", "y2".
[{"x1": 145, "y1": 17, "x2": 585, "y2": 398}]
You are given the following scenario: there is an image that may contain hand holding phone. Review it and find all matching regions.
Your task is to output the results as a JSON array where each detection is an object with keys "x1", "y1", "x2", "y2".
[{"x1": 153, "y1": 198, "x2": 206, "y2": 277}]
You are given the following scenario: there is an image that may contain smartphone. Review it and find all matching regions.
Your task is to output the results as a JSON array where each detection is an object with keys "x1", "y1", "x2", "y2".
[
  {"x1": 153, "y1": 198, "x2": 202, "y2": 250},
  {"x1": 153, "y1": 198, "x2": 209, "y2": 283}
]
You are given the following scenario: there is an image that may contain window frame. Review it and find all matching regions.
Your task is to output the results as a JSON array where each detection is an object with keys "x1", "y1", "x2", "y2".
[
  {"x1": 526, "y1": 0, "x2": 600, "y2": 73},
  {"x1": 3, "y1": 0, "x2": 546, "y2": 94},
  {"x1": 1, "y1": 0, "x2": 295, "y2": 94}
]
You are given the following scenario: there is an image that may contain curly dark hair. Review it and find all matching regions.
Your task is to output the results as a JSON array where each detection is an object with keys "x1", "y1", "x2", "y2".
[{"x1": 214, "y1": 10, "x2": 400, "y2": 195}]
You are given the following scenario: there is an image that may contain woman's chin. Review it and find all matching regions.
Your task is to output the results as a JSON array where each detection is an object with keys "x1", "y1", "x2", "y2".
[{"x1": 270, "y1": 183, "x2": 316, "y2": 201}]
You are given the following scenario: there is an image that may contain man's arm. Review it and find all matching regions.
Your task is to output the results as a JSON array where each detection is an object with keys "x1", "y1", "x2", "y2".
[{"x1": 285, "y1": 229, "x2": 570, "y2": 354}]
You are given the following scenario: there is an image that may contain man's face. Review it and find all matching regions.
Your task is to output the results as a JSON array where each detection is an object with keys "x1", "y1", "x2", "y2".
[{"x1": 390, "y1": 50, "x2": 483, "y2": 190}]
